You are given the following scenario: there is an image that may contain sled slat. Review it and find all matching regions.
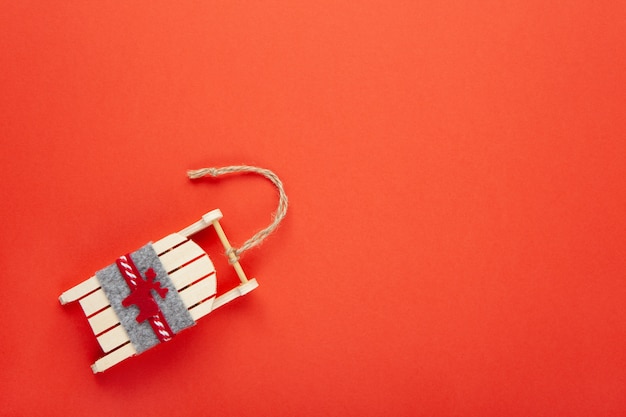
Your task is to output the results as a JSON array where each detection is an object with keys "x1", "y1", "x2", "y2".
[
  {"x1": 80, "y1": 288, "x2": 109, "y2": 316},
  {"x1": 59, "y1": 276, "x2": 100, "y2": 304},
  {"x1": 169, "y1": 255, "x2": 216, "y2": 291},
  {"x1": 97, "y1": 325, "x2": 130, "y2": 353},
  {"x1": 189, "y1": 297, "x2": 215, "y2": 321},
  {"x1": 179, "y1": 278, "x2": 214, "y2": 308},
  {"x1": 151, "y1": 233, "x2": 187, "y2": 255},
  {"x1": 159, "y1": 240, "x2": 206, "y2": 272},
  {"x1": 92, "y1": 343, "x2": 137, "y2": 374},
  {"x1": 88, "y1": 306, "x2": 120, "y2": 335}
]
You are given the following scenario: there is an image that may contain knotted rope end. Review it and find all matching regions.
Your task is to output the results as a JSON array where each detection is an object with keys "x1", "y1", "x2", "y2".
[{"x1": 187, "y1": 168, "x2": 220, "y2": 179}]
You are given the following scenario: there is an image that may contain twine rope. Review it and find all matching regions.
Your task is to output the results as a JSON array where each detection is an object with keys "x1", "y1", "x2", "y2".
[{"x1": 187, "y1": 165, "x2": 288, "y2": 262}]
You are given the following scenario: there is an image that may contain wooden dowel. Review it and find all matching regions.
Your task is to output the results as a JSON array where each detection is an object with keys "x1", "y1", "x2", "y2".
[{"x1": 211, "y1": 219, "x2": 249, "y2": 284}]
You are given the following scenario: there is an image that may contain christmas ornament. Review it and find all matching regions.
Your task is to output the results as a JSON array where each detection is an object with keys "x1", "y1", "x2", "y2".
[{"x1": 59, "y1": 165, "x2": 288, "y2": 373}]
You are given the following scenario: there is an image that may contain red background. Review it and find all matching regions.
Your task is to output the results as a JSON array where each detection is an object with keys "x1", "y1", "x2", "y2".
[{"x1": 1, "y1": 1, "x2": 625, "y2": 416}]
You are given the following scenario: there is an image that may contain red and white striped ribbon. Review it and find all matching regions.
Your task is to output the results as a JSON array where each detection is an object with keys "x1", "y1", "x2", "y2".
[{"x1": 115, "y1": 254, "x2": 174, "y2": 343}]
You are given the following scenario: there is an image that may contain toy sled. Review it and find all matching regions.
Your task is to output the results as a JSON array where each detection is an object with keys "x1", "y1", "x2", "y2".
[{"x1": 59, "y1": 209, "x2": 258, "y2": 373}]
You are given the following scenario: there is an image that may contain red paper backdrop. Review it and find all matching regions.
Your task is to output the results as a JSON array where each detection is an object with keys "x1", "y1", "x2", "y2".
[{"x1": 1, "y1": 1, "x2": 625, "y2": 416}]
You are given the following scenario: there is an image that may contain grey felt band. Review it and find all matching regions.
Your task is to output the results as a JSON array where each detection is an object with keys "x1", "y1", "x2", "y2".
[{"x1": 95, "y1": 243, "x2": 195, "y2": 354}]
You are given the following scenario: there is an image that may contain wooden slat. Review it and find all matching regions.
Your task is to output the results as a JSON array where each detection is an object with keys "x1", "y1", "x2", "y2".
[
  {"x1": 79, "y1": 288, "x2": 109, "y2": 316},
  {"x1": 91, "y1": 343, "x2": 137, "y2": 374},
  {"x1": 159, "y1": 240, "x2": 206, "y2": 272},
  {"x1": 189, "y1": 297, "x2": 215, "y2": 321},
  {"x1": 179, "y1": 278, "x2": 215, "y2": 308},
  {"x1": 59, "y1": 276, "x2": 99, "y2": 304},
  {"x1": 87, "y1": 307, "x2": 119, "y2": 335},
  {"x1": 97, "y1": 325, "x2": 130, "y2": 353},
  {"x1": 169, "y1": 255, "x2": 215, "y2": 290},
  {"x1": 151, "y1": 233, "x2": 187, "y2": 255}
]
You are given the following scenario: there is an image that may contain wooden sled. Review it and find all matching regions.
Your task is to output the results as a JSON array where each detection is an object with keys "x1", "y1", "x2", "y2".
[{"x1": 59, "y1": 209, "x2": 258, "y2": 373}]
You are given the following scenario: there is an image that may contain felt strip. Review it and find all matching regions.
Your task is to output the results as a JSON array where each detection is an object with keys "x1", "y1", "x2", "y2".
[{"x1": 96, "y1": 243, "x2": 195, "y2": 354}]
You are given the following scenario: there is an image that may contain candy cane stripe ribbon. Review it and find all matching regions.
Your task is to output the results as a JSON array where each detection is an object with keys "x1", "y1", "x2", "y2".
[{"x1": 116, "y1": 254, "x2": 174, "y2": 343}]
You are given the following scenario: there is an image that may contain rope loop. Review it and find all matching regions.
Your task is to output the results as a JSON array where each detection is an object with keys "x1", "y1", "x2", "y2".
[{"x1": 187, "y1": 165, "x2": 288, "y2": 260}]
